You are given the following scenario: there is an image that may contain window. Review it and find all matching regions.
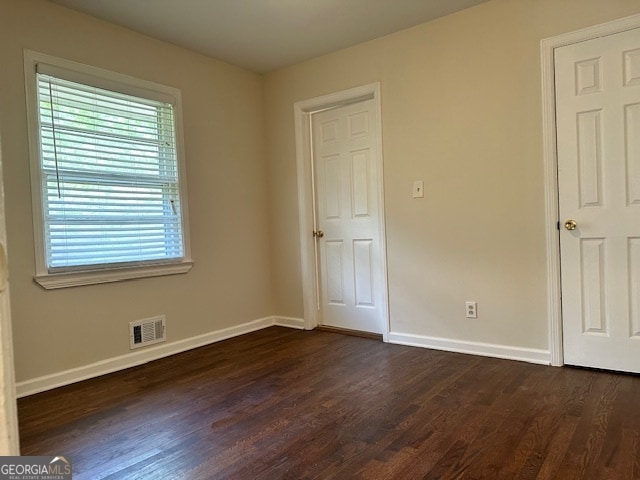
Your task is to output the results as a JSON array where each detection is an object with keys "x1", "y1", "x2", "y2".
[{"x1": 24, "y1": 51, "x2": 192, "y2": 289}]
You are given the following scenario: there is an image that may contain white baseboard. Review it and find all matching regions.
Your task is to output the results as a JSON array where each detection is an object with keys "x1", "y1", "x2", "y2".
[
  {"x1": 273, "y1": 316, "x2": 306, "y2": 329},
  {"x1": 387, "y1": 331, "x2": 551, "y2": 365},
  {"x1": 16, "y1": 316, "x2": 304, "y2": 398}
]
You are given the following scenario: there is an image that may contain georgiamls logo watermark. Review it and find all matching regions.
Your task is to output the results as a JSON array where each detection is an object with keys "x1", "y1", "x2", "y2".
[{"x1": 0, "y1": 456, "x2": 72, "y2": 479}]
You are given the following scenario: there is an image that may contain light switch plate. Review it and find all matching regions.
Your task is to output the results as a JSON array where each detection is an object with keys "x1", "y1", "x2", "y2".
[{"x1": 413, "y1": 180, "x2": 424, "y2": 198}]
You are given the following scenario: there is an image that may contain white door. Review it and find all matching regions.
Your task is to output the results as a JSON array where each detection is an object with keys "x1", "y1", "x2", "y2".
[
  {"x1": 312, "y1": 99, "x2": 384, "y2": 334},
  {"x1": 556, "y1": 27, "x2": 640, "y2": 373}
]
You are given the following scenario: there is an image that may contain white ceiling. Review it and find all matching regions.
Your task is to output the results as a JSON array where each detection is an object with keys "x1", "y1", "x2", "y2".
[{"x1": 49, "y1": 0, "x2": 488, "y2": 73}]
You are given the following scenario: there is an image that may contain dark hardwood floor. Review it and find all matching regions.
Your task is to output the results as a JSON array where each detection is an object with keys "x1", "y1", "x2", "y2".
[{"x1": 18, "y1": 327, "x2": 640, "y2": 479}]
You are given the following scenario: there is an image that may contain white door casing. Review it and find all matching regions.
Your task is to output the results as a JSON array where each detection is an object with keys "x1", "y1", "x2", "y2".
[
  {"x1": 0, "y1": 134, "x2": 20, "y2": 454},
  {"x1": 294, "y1": 83, "x2": 389, "y2": 339},
  {"x1": 555, "y1": 27, "x2": 640, "y2": 373},
  {"x1": 312, "y1": 99, "x2": 384, "y2": 334}
]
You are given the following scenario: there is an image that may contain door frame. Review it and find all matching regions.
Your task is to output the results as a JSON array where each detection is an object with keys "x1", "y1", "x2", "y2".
[
  {"x1": 541, "y1": 13, "x2": 640, "y2": 367},
  {"x1": 0, "y1": 133, "x2": 20, "y2": 453},
  {"x1": 294, "y1": 83, "x2": 390, "y2": 340}
]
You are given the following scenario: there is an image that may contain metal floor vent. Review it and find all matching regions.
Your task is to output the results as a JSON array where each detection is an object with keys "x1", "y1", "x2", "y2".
[{"x1": 130, "y1": 315, "x2": 166, "y2": 349}]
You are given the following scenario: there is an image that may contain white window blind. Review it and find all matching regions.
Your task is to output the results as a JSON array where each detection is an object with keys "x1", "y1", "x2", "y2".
[{"x1": 36, "y1": 72, "x2": 185, "y2": 272}]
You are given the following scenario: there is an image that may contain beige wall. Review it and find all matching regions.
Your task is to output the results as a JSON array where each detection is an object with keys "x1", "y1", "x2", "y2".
[
  {"x1": 264, "y1": 0, "x2": 640, "y2": 351},
  {"x1": 0, "y1": 0, "x2": 272, "y2": 381}
]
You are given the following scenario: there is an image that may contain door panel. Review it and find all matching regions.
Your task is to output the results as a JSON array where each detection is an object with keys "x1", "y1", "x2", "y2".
[
  {"x1": 312, "y1": 99, "x2": 384, "y2": 334},
  {"x1": 325, "y1": 240, "x2": 345, "y2": 305},
  {"x1": 625, "y1": 103, "x2": 640, "y2": 204},
  {"x1": 556, "y1": 27, "x2": 640, "y2": 373},
  {"x1": 351, "y1": 149, "x2": 370, "y2": 217}
]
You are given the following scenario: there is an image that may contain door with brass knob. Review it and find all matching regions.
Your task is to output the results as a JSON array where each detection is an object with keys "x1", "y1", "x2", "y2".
[{"x1": 555, "y1": 27, "x2": 640, "y2": 373}]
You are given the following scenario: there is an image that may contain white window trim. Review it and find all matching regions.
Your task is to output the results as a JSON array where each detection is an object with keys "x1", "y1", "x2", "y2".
[{"x1": 23, "y1": 50, "x2": 193, "y2": 289}]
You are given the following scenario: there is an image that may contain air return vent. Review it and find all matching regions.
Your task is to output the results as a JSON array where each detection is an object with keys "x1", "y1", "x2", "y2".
[{"x1": 130, "y1": 315, "x2": 166, "y2": 349}]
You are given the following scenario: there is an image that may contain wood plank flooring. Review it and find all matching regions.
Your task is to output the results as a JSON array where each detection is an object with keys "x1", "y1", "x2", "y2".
[{"x1": 18, "y1": 327, "x2": 640, "y2": 479}]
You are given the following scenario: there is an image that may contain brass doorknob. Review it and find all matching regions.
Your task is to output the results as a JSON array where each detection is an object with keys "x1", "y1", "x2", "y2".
[
  {"x1": 564, "y1": 220, "x2": 577, "y2": 231},
  {"x1": 313, "y1": 230, "x2": 324, "y2": 238}
]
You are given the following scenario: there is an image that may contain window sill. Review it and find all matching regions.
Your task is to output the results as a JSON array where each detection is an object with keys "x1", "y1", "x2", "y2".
[{"x1": 34, "y1": 261, "x2": 194, "y2": 290}]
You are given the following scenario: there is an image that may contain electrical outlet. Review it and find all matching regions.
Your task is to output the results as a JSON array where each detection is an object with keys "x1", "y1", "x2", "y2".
[{"x1": 465, "y1": 301, "x2": 477, "y2": 319}]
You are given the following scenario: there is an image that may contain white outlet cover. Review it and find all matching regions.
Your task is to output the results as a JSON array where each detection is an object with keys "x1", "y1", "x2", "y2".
[{"x1": 465, "y1": 301, "x2": 477, "y2": 319}]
